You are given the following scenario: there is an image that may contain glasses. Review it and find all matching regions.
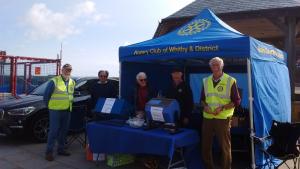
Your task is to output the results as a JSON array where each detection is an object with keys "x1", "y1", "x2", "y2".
[
  {"x1": 65, "y1": 69, "x2": 72, "y2": 72},
  {"x1": 99, "y1": 75, "x2": 107, "y2": 78},
  {"x1": 139, "y1": 79, "x2": 147, "y2": 82}
]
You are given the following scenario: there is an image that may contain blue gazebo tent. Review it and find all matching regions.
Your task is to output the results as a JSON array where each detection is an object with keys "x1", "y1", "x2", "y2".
[{"x1": 119, "y1": 9, "x2": 291, "y2": 168}]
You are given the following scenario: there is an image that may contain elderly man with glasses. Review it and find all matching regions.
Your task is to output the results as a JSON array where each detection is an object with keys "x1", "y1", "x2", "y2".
[
  {"x1": 89, "y1": 70, "x2": 118, "y2": 109},
  {"x1": 201, "y1": 57, "x2": 241, "y2": 169},
  {"x1": 44, "y1": 63, "x2": 75, "y2": 161}
]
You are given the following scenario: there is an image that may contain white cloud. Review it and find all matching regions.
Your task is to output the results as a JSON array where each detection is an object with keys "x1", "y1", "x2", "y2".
[
  {"x1": 25, "y1": 3, "x2": 78, "y2": 40},
  {"x1": 25, "y1": 0, "x2": 106, "y2": 40},
  {"x1": 74, "y1": 0, "x2": 96, "y2": 16}
]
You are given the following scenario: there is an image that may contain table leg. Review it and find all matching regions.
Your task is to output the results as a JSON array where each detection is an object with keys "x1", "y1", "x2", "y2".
[{"x1": 167, "y1": 147, "x2": 187, "y2": 169}]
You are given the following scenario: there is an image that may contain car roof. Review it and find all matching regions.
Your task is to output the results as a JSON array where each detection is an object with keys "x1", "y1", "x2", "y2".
[{"x1": 74, "y1": 77, "x2": 119, "y2": 82}]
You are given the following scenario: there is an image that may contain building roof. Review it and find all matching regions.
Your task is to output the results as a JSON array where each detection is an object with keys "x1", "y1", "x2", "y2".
[
  {"x1": 167, "y1": 0, "x2": 300, "y2": 19},
  {"x1": 155, "y1": 0, "x2": 300, "y2": 39}
]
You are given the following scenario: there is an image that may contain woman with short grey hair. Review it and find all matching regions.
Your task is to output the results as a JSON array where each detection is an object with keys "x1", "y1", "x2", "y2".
[
  {"x1": 136, "y1": 72, "x2": 147, "y2": 81},
  {"x1": 132, "y1": 72, "x2": 155, "y2": 119}
]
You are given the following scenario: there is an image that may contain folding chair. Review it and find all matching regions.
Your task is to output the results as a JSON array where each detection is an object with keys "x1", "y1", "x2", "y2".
[
  {"x1": 253, "y1": 120, "x2": 300, "y2": 169},
  {"x1": 66, "y1": 105, "x2": 87, "y2": 148}
]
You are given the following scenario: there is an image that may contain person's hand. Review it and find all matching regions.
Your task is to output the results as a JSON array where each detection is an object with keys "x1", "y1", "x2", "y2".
[
  {"x1": 183, "y1": 118, "x2": 189, "y2": 125},
  {"x1": 213, "y1": 106, "x2": 223, "y2": 116},
  {"x1": 204, "y1": 106, "x2": 213, "y2": 114}
]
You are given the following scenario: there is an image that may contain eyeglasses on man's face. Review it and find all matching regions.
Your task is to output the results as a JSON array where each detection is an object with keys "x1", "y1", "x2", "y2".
[
  {"x1": 139, "y1": 79, "x2": 147, "y2": 82},
  {"x1": 64, "y1": 69, "x2": 72, "y2": 72},
  {"x1": 99, "y1": 75, "x2": 107, "y2": 78}
]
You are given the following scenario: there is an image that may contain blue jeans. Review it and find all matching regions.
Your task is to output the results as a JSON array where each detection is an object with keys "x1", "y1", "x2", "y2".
[{"x1": 46, "y1": 110, "x2": 71, "y2": 154}]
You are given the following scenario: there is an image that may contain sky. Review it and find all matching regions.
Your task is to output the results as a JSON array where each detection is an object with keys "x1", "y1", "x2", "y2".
[{"x1": 0, "y1": 0, "x2": 194, "y2": 77}]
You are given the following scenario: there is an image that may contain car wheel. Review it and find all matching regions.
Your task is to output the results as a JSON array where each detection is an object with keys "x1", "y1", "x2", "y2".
[{"x1": 32, "y1": 114, "x2": 49, "y2": 143}]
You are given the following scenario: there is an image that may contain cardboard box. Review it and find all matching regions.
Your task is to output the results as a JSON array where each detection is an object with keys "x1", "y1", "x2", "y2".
[{"x1": 292, "y1": 101, "x2": 300, "y2": 122}]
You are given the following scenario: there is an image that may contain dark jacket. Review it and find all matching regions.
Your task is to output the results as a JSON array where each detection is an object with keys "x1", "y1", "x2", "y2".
[
  {"x1": 89, "y1": 80, "x2": 118, "y2": 108},
  {"x1": 165, "y1": 81, "x2": 194, "y2": 121}
]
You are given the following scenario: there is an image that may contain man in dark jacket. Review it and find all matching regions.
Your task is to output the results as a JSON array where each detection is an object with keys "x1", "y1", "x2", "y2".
[
  {"x1": 166, "y1": 68, "x2": 194, "y2": 127},
  {"x1": 89, "y1": 70, "x2": 118, "y2": 108}
]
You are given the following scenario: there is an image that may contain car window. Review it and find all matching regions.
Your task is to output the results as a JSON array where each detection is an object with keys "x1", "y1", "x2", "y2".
[
  {"x1": 30, "y1": 81, "x2": 50, "y2": 95},
  {"x1": 75, "y1": 80, "x2": 88, "y2": 90},
  {"x1": 75, "y1": 79, "x2": 98, "y2": 95}
]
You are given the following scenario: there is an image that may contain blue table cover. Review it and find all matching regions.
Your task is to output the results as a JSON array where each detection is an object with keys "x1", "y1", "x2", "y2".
[{"x1": 87, "y1": 122, "x2": 199, "y2": 158}]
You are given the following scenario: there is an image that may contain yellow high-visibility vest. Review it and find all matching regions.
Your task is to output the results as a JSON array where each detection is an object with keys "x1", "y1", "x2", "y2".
[
  {"x1": 48, "y1": 76, "x2": 75, "y2": 111},
  {"x1": 203, "y1": 73, "x2": 235, "y2": 119}
]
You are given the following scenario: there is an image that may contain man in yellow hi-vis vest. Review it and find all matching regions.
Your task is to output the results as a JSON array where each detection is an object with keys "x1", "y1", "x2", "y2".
[
  {"x1": 44, "y1": 64, "x2": 75, "y2": 161},
  {"x1": 201, "y1": 57, "x2": 240, "y2": 169}
]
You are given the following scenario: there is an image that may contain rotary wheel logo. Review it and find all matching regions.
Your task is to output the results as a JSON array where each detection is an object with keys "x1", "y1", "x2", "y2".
[
  {"x1": 178, "y1": 19, "x2": 211, "y2": 36},
  {"x1": 217, "y1": 86, "x2": 223, "y2": 92}
]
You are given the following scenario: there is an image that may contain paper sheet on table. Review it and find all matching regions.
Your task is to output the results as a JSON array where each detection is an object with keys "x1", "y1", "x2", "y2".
[
  {"x1": 150, "y1": 106, "x2": 164, "y2": 122},
  {"x1": 101, "y1": 98, "x2": 116, "y2": 113}
]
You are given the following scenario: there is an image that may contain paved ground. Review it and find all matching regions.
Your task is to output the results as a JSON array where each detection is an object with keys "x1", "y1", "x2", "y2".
[
  {"x1": 0, "y1": 134, "x2": 297, "y2": 169},
  {"x1": 0, "y1": 135, "x2": 142, "y2": 169}
]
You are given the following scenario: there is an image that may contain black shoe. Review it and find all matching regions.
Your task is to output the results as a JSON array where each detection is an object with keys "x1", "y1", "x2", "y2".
[
  {"x1": 57, "y1": 150, "x2": 71, "y2": 156},
  {"x1": 45, "y1": 153, "x2": 54, "y2": 161}
]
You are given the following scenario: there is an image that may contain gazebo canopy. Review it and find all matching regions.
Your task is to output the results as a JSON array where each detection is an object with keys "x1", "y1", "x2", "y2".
[{"x1": 119, "y1": 9, "x2": 291, "y2": 166}]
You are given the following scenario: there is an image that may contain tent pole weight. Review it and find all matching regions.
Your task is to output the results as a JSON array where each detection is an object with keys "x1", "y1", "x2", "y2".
[{"x1": 247, "y1": 59, "x2": 255, "y2": 169}]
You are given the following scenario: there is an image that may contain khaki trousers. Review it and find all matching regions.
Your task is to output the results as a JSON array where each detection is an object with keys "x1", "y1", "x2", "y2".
[{"x1": 201, "y1": 118, "x2": 232, "y2": 169}]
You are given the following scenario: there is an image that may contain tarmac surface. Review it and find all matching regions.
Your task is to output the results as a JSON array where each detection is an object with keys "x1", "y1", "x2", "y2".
[
  {"x1": 0, "y1": 135, "x2": 142, "y2": 169},
  {"x1": 0, "y1": 134, "x2": 297, "y2": 169}
]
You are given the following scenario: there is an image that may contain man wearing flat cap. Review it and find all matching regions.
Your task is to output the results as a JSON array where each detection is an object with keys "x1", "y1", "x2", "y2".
[
  {"x1": 44, "y1": 63, "x2": 75, "y2": 161},
  {"x1": 165, "y1": 67, "x2": 194, "y2": 127}
]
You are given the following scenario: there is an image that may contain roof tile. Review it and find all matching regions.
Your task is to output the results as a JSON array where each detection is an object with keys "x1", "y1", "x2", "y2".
[{"x1": 167, "y1": 0, "x2": 300, "y2": 19}]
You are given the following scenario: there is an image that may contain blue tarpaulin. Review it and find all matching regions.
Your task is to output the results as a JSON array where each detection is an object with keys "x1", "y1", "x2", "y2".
[{"x1": 119, "y1": 8, "x2": 291, "y2": 168}]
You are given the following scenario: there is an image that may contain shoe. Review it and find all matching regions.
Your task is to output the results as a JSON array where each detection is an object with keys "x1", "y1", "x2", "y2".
[
  {"x1": 45, "y1": 153, "x2": 54, "y2": 161},
  {"x1": 57, "y1": 150, "x2": 71, "y2": 156}
]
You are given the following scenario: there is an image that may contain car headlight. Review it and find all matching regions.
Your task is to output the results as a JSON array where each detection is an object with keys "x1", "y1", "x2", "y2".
[{"x1": 7, "y1": 107, "x2": 36, "y2": 116}]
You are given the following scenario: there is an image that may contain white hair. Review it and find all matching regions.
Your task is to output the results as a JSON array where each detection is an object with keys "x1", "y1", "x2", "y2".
[
  {"x1": 136, "y1": 72, "x2": 147, "y2": 80},
  {"x1": 209, "y1": 57, "x2": 224, "y2": 69}
]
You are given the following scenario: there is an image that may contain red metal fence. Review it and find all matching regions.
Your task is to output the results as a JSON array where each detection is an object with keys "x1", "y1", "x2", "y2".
[{"x1": 0, "y1": 52, "x2": 61, "y2": 96}]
